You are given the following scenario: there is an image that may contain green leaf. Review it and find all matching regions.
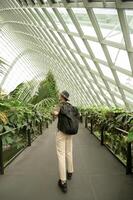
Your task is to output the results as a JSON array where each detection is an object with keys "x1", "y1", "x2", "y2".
[
  {"x1": 0, "y1": 124, "x2": 3, "y2": 132},
  {"x1": 6, "y1": 136, "x2": 14, "y2": 144},
  {"x1": 127, "y1": 131, "x2": 133, "y2": 143},
  {"x1": 4, "y1": 126, "x2": 14, "y2": 133}
]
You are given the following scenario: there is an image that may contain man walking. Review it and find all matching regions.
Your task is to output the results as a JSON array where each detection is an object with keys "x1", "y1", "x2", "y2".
[{"x1": 53, "y1": 90, "x2": 79, "y2": 193}]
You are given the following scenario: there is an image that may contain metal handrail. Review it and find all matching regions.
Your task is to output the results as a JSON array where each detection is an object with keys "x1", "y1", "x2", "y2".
[
  {"x1": 0, "y1": 120, "x2": 47, "y2": 175},
  {"x1": 83, "y1": 115, "x2": 132, "y2": 175}
]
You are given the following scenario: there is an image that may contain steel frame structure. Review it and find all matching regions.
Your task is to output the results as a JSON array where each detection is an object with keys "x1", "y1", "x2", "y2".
[{"x1": 0, "y1": 0, "x2": 133, "y2": 108}]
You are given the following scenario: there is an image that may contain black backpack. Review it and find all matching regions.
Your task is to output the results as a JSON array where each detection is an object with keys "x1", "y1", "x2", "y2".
[{"x1": 58, "y1": 103, "x2": 80, "y2": 135}]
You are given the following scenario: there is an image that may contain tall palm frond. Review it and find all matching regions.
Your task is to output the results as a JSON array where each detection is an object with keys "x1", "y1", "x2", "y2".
[
  {"x1": 34, "y1": 97, "x2": 55, "y2": 110},
  {"x1": 9, "y1": 79, "x2": 40, "y2": 103}
]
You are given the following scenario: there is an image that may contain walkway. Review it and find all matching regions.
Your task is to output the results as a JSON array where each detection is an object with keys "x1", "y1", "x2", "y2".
[{"x1": 0, "y1": 122, "x2": 133, "y2": 200}]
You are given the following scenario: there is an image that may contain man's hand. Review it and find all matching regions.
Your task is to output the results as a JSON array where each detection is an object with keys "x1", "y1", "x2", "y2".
[
  {"x1": 51, "y1": 105, "x2": 60, "y2": 116},
  {"x1": 52, "y1": 111, "x2": 59, "y2": 116}
]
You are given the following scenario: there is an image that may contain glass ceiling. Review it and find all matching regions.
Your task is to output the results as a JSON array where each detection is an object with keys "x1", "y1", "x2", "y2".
[{"x1": 0, "y1": 0, "x2": 133, "y2": 109}]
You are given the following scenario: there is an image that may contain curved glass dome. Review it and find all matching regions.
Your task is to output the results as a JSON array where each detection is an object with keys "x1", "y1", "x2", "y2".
[{"x1": 0, "y1": 0, "x2": 133, "y2": 109}]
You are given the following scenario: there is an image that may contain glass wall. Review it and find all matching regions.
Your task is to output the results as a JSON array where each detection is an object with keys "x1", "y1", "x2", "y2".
[{"x1": 0, "y1": 0, "x2": 133, "y2": 108}]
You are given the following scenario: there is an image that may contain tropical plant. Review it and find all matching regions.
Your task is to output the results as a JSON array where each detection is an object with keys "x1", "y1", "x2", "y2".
[
  {"x1": 80, "y1": 106, "x2": 133, "y2": 164},
  {"x1": 31, "y1": 71, "x2": 58, "y2": 104},
  {"x1": 9, "y1": 83, "x2": 25, "y2": 99},
  {"x1": 0, "y1": 71, "x2": 59, "y2": 153},
  {"x1": 9, "y1": 80, "x2": 39, "y2": 103}
]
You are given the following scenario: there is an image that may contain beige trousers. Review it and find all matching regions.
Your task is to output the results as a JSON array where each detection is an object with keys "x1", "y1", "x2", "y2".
[{"x1": 56, "y1": 131, "x2": 74, "y2": 181}]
